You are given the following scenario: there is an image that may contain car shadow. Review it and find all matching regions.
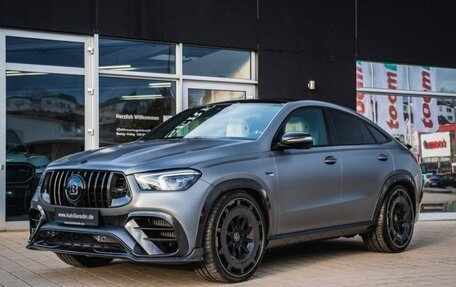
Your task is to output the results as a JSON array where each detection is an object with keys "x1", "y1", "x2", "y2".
[{"x1": 109, "y1": 229, "x2": 440, "y2": 284}]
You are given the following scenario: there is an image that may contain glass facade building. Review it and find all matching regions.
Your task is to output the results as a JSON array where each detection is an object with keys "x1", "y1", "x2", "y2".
[
  {"x1": 1, "y1": 0, "x2": 456, "y2": 228},
  {"x1": 0, "y1": 31, "x2": 256, "y2": 227}
]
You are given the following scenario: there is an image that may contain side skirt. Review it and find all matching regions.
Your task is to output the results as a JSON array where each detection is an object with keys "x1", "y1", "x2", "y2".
[{"x1": 266, "y1": 221, "x2": 374, "y2": 249}]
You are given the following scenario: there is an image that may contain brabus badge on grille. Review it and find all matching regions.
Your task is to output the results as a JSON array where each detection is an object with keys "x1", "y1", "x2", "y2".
[{"x1": 65, "y1": 174, "x2": 86, "y2": 205}]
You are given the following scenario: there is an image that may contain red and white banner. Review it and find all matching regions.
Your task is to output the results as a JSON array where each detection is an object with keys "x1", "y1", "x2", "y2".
[
  {"x1": 373, "y1": 63, "x2": 406, "y2": 135},
  {"x1": 356, "y1": 61, "x2": 373, "y2": 120},
  {"x1": 409, "y1": 66, "x2": 439, "y2": 133}
]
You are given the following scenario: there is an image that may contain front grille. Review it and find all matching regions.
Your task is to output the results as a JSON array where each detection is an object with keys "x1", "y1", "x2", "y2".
[
  {"x1": 35, "y1": 231, "x2": 126, "y2": 254},
  {"x1": 42, "y1": 170, "x2": 130, "y2": 208},
  {"x1": 135, "y1": 217, "x2": 179, "y2": 254},
  {"x1": 6, "y1": 163, "x2": 34, "y2": 184}
]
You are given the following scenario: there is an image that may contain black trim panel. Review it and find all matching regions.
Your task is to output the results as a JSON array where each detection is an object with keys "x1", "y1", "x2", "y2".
[{"x1": 267, "y1": 221, "x2": 373, "y2": 249}]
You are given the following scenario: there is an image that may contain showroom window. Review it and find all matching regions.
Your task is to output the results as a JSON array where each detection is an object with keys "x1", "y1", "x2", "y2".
[
  {"x1": 99, "y1": 77, "x2": 176, "y2": 146},
  {"x1": 98, "y1": 38, "x2": 256, "y2": 146},
  {"x1": 0, "y1": 30, "x2": 257, "y2": 229},
  {"x1": 1, "y1": 32, "x2": 91, "y2": 225},
  {"x1": 99, "y1": 38, "x2": 175, "y2": 74},
  {"x1": 98, "y1": 38, "x2": 178, "y2": 146},
  {"x1": 6, "y1": 37, "x2": 84, "y2": 67},
  {"x1": 356, "y1": 60, "x2": 456, "y2": 215},
  {"x1": 183, "y1": 45, "x2": 252, "y2": 80}
]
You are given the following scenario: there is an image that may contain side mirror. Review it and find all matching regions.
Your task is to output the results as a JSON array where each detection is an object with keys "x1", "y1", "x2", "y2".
[{"x1": 279, "y1": 132, "x2": 313, "y2": 149}]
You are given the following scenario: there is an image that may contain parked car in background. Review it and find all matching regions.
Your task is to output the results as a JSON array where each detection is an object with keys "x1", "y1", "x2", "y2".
[
  {"x1": 27, "y1": 100, "x2": 422, "y2": 283},
  {"x1": 6, "y1": 128, "x2": 49, "y2": 218},
  {"x1": 422, "y1": 173, "x2": 434, "y2": 187},
  {"x1": 427, "y1": 173, "x2": 456, "y2": 189}
]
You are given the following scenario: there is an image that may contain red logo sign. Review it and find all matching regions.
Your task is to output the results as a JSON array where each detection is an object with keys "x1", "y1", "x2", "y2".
[{"x1": 423, "y1": 139, "x2": 447, "y2": 150}]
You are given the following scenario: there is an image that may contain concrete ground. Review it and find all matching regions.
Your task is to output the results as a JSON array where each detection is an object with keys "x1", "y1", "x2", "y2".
[{"x1": 0, "y1": 221, "x2": 455, "y2": 287}]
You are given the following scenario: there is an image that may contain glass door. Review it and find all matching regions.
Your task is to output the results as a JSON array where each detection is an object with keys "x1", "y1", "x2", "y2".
[
  {"x1": 0, "y1": 30, "x2": 94, "y2": 230},
  {"x1": 183, "y1": 81, "x2": 255, "y2": 109}
]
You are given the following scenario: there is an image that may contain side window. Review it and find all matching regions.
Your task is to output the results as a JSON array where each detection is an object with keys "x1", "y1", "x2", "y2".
[
  {"x1": 366, "y1": 124, "x2": 390, "y2": 143},
  {"x1": 280, "y1": 108, "x2": 329, "y2": 146},
  {"x1": 329, "y1": 109, "x2": 375, "y2": 145}
]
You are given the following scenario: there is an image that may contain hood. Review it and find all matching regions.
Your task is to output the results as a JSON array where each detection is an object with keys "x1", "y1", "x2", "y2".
[
  {"x1": 48, "y1": 139, "x2": 259, "y2": 174},
  {"x1": 6, "y1": 152, "x2": 50, "y2": 167}
]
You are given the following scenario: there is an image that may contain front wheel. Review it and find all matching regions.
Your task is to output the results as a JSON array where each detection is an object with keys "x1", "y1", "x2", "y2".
[
  {"x1": 195, "y1": 191, "x2": 266, "y2": 283},
  {"x1": 56, "y1": 253, "x2": 113, "y2": 268},
  {"x1": 362, "y1": 185, "x2": 415, "y2": 253}
]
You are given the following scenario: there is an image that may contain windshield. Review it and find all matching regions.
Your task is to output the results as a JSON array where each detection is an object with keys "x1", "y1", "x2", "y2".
[
  {"x1": 6, "y1": 129, "x2": 27, "y2": 153},
  {"x1": 143, "y1": 103, "x2": 282, "y2": 140}
]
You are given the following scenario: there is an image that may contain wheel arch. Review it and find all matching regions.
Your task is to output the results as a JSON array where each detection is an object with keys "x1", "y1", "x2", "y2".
[
  {"x1": 372, "y1": 171, "x2": 418, "y2": 222},
  {"x1": 195, "y1": 178, "x2": 272, "y2": 249}
]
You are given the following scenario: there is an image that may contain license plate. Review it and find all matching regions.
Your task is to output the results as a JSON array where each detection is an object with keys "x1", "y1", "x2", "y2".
[{"x1": 54, "y1": 207, "x2": 99, "y2": 226}]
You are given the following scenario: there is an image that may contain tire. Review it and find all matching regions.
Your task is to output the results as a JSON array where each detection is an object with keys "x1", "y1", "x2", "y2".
[
  {"x1": 56, "y1": 253, "x2": 114, "y2": 268},
  {"x1": 362, "y1": 185, "x2": 415, "y2": 253},
  {"x1": 195, "y1": 191, "x2": 266, "y2": 283}
]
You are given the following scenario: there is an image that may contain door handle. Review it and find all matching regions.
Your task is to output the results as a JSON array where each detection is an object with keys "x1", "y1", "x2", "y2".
[
  {"x1": 377, "y1": 154, "x2": 389, "y2": 161},
  {"x1": 324, "y1": 156, "x2": 337, "y2": 165}
]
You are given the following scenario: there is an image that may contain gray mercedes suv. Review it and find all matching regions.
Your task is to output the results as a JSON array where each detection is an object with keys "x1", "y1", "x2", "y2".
[{"x1": 27, "y1": 100, "x2": 422, "y2": 283}]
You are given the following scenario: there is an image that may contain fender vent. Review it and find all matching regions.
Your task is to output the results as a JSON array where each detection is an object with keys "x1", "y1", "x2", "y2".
[{"x1": 134, "y1": 217, "x2": 178, "y2": 254}]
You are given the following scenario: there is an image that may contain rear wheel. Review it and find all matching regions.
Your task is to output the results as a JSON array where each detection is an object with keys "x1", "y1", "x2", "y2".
[
  {"x1": 195, "y1": 191, "x2": 266, "y2": 283},
  {"x1": 56, "y1": 253, "x2": 113, "y2": 268},
  {"x1": 363, "y1": 185, "x2": 415, "y2": 253}
]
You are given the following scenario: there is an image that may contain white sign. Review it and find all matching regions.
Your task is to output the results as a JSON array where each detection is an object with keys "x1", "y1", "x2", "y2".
[
  {"x1": 356, "y1": 61, "x2": 373, "y2": 120},
  {"x1": 409, "y1": 66, "x2": 439, "y2": 133},
  {"x1": 374, "y1": 63, "x2": 406, "y2": 135},
  {"x1": 420, "y1": 132, "x2": 451, "y2": 158}
]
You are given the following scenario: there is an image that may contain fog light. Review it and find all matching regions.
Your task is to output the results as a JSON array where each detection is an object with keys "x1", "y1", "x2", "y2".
[{"x1": 42, "y1": 231, "x2": 56, "y2": 238}]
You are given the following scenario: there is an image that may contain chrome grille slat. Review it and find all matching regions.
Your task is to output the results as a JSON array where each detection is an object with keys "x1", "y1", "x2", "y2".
[
  {"x1": 56, "y1": 171, "x2": 64, "y2": 206},
  {"x1": 93, "y1": 172, "x2": 100, "y2": 208},
  {"x1": 100, "y1": 173, "x2": 108, "y2": 208},
  {"x1": 106, "y1": 173, "x2": 113, "y2": 207},
  {"x1": 87, "y1": 172, "x2": 94, "y2": 208},
  {"x1": 61, "y1": 171, "x2": 71, "y2": 206},
  {"x1": 42, "y1": 169, "x2": 128, "y2": 208},
  {"x1": 49, "y1": 171, "x2": 56, "y2": 205}
]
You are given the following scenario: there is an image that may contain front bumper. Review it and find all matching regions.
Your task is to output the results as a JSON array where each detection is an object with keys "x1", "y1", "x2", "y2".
[
  {"x1": 27, "y1": 220, "x2": 203, "y2": 263},
  {"x1": 27, "y1": 176, "x2": 213, "y2": 263}
]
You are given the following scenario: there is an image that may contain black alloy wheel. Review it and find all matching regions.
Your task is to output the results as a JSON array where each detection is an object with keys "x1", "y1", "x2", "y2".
[
  {"x1": 386, "y1": 188, "x2": 414, "y2": 249},
  {"x1": 195, "y1": 191, "x2": 265, "y2": 283},
  {"x1": 362, "y1": 185, "x2": 415, "y2": 253}
]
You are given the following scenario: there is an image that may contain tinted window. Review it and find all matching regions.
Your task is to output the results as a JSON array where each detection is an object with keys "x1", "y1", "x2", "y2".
[
  {"x1": 330, "y1": 110, "x2": 375, "y2": 145},
  {"x1": 366, "y1": 124, "x2": 390, "y2": 143},
  {"x1": 99, "y1": 38, "x2": 176, "y2": 74},
  {"x1": 359, "y1": 122, "x2": 376, "y2": 144},
  {"x1": 281, "y1": 108, "x2": 329, "y2": 146},
  {"x1": 183, "y1": 46, "x2": 251, "y2": 79},
  {"x1": 99, "y1": 77, "x2": 176, "y2": 146},
  {"x1": 6, "y1": 37, "x2": 84, "y2": 67}
]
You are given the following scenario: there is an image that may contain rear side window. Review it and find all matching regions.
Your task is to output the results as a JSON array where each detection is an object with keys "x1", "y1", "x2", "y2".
[
  {"x1": 329, "y1": 109, "x2": 376, "y2": 145},
  {"x1": 366, "y1": 124, "x2": 390, "y2": 143}
]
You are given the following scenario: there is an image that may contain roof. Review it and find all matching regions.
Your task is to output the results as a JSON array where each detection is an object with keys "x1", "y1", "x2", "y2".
[{"x1": 212, "y1": 98, "x2": 295, "y2": 105}]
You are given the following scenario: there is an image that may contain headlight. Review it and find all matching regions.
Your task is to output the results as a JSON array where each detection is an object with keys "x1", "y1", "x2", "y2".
[
  {"x1": 35, "y1": 165, "x2": 48, "y2": 175},
  {"x1": 134, "y1": 169, "x2": 201, "y2": 191},
  {"x1": 38, "y1": 173, "x2": 51, "y2": 204}
]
